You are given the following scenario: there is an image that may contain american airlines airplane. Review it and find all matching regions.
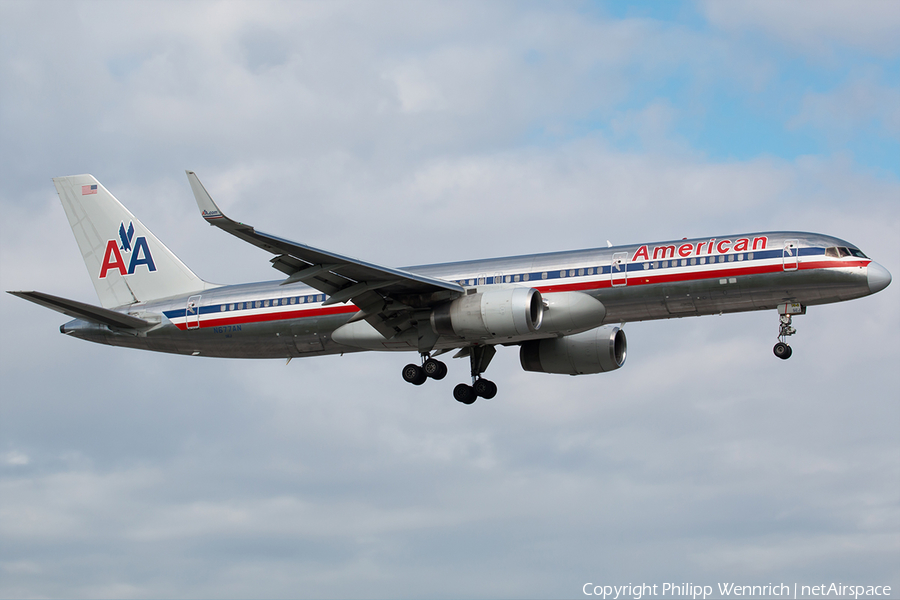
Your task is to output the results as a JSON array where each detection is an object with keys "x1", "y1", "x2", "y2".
[{"x1": 10, "y1": 172, "x2": 892, "y2": 404}]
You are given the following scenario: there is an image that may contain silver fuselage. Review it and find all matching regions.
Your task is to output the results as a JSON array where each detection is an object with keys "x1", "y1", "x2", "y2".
[{"x1": 61, "y1": 231, "x2": 882, "y2": 358}]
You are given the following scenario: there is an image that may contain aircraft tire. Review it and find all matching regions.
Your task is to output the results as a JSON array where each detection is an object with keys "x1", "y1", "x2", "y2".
[
  {"x1": 423, "y1": 358, "x2": 448, "y2": 380},
  {"x1": 474, "y1": 378, "x2": 497, "y2": 399},
  {"x1": 454, "y1": 384, "x2": 477, "y2": 404},
  {"x1": 402, "y1": 363, "x2": 428, "y2": 385},
  {"x1": 773, "y1": 342, "x2": 792, "y2": 360}
]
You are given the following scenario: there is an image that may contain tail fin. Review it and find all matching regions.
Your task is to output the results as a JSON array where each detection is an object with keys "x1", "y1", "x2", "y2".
[{"x1": 53, "y1": 174, "x2": 209, "y2": 308}]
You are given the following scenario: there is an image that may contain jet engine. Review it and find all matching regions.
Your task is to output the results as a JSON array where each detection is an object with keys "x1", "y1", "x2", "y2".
[
  {"x1": 539, "y1": 292, "x2": 607, "y2": 335},
  {"x1": 431, "y1": 287, "x2": 543, "y2": 340},
  {"x1": 519, "y1": 325, "x2": 626, "y2": 375}
]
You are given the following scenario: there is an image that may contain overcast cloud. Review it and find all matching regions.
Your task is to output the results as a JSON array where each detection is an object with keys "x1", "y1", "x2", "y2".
[{"x1": 1, "y1": 1, "x2": 898, "y2": 598}]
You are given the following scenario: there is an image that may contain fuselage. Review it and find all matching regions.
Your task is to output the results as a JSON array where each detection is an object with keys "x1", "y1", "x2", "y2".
[{"x1": 62, "y1": 231, "x2": 885, "y2": 359}]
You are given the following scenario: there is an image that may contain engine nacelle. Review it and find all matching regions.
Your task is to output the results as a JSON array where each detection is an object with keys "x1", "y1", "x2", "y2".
[
  {"x1": 519, "y1": 325, "x2": 627, "y2": 375},
  {"x1": 540, "y1": 292, "x2": 607, "y2": 335},
  {"x1": 431, "y1": 287, "x2": 543, "y2": 340}
]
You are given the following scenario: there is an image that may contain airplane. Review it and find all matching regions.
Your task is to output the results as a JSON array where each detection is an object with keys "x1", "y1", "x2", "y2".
[{"x1": 9, "y1": 172, "x2": 892, "y2": 404}]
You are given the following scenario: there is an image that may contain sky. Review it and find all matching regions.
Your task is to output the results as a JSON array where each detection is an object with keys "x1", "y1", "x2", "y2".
[{"x1": 0, "y1": 1, "x2": 898, "y2": 598}]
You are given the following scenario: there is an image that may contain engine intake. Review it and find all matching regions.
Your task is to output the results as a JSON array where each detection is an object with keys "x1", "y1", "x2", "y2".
[
  {"x1": 519, "y1": 325, "x2": 627, "y2": 375},
  {"x1": 431, "y1": 288, "x2": 543, "y2": 340}
]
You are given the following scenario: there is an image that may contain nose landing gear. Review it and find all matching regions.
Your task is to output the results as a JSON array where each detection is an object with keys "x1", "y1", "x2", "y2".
[
  {"x1": 773, "y1": 339, "x2": 792, "y2": 359},
  {"x1": 773, "y1": 303, "x2": 804, "y2": 360}
]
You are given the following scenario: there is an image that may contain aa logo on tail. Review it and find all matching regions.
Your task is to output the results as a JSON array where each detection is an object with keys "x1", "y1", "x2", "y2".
[{"x1": 99, "y1": 221, "x2": 156, "y2": 278}]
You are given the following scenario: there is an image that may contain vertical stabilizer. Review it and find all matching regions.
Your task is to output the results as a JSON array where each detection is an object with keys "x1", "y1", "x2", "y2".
[{"x1": 53, "y1": 174, "x2": 209, "y2": 308}]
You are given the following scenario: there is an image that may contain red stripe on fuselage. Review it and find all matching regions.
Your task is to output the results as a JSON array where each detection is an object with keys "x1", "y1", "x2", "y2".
[
  {"x1": 175, "y1": 259, "x2": 869, "y2": 330},
  {"x1": 174, "y1": 304, "x2": 358, "y2": 330}
]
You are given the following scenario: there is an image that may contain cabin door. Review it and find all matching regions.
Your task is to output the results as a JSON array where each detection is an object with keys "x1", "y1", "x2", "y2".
[
  {"x1": 186, "y1": 295, "x2": 202, "y2": 330},
  {"x1": 783, "y1": 239, "x2": 799, "y2": 271},
  {"x1": 610, "y1": 252, "x2": 628, "y2": 287}
]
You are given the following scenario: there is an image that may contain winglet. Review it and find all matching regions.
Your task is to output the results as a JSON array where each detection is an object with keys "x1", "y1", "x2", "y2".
[{"x1": 186, "y1": 170, "x2": 228, "y2": 223}]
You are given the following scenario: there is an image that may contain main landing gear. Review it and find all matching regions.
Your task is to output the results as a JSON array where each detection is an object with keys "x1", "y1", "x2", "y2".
[
  {"x1": 773, "y1": 303, "x2": 804, "y2": 360},
  {"x1": 452, "y1": 345, "x2": 497, "y2": 405},
  {"x1": 402, "y1": 357, "x2": 448, "y2": 385},
  {"x1": 400, "y1": 345, "x2": 498, "y2": 405}
]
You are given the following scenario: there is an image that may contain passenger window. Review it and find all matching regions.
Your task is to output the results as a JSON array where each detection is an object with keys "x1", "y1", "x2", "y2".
[
  {"x1": 560, "y1": 270, "x2": 566, "y2": 278},
  {"x1": 748, "y1": 253, "x2": 753, "y2": 260},
  {"x1": 643, "y1": 262, "x2": 649, "y2": 270},
  {"x1": 514, "y1": 274, "x2": 520, "y2": 282},
  {"x1": 524, "y1": 273, "x2": 530, "y2": 281},
  {"x1": 569, "y1": 269, "x2": 576, "y2": 277},
  {"x1": 699, "y1": 257, "x2": 705, "y2": 265},
  {"x1": 541, "y1": 272, "x2": 548, "y2": 280},
  {"x1": 728, "y1": 255, "x2": 734, "y2": 262},
  {"x1": 737, "y1": 254, "x2": 743, "y2": 261},
  {"x1": 681, "y1": 259, "x2": 687, "y2": 267},
  {"x1": 690, "y1": 258, "x2": 696, "y2": 266}
]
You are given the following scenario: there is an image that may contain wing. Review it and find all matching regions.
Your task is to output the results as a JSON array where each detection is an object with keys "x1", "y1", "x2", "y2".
[{"x1": 186, "y1": 171, "x2": 465, "y2": 339}]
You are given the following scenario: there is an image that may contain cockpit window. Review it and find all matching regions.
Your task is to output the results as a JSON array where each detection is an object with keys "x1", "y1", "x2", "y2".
[{"x1": 826, "y1": 246, "x2": 868, "y2": 259}]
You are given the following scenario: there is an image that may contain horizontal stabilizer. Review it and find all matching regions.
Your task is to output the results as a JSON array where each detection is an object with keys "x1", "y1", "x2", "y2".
[{"x1": 8, "y1": 291, "x2": 153, "y2": 330}]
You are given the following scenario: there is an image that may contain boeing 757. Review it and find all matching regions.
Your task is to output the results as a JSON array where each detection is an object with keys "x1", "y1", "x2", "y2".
[{"x1": 9, "y1": 172, "x2": 892, "y2": 404}]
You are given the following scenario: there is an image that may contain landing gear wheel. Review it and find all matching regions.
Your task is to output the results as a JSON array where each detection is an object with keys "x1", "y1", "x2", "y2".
[
  {"x1": 402, "y1": 363, "x2": 428, "y2": 385},
  {"x1": 473, "y1": 378, "x2": 497, "y2": 399},
  {"x1": 453, "y1": 384, "x2": 477, "y2": 404},
  {"x1": 773, "y1": 342, "x2": 792, "y2": 360},
  {"x1": 773, "y1": 309, "x2": 799, "y2": 360},
  {"x1": 423, "y1": 358, "x2": 448, "y2": 380}
]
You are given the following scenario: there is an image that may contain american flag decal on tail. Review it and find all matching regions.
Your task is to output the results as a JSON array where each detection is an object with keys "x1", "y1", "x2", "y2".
[{"x1": 82, "y1": 184, "x2": 97, "y2": 195}]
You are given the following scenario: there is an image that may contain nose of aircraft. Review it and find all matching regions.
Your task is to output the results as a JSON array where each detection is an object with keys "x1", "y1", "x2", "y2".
[{"x1": 867, "y1": 261, "x2": 892, "y2": 294}]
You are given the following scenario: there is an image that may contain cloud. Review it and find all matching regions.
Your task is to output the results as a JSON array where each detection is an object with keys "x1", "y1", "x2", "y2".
[
  {"x1": 789, "y1": 72, "x2": 900, "y2": 139},
  {"x1": 702, "y1": 0, "x2": 900, "y2": 57}
]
